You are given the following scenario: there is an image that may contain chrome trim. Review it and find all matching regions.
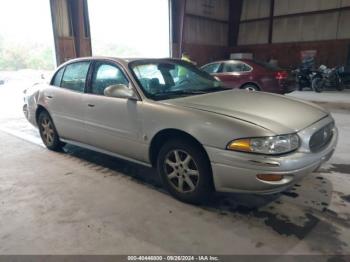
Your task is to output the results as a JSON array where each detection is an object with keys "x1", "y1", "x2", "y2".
[
  {"x1": 297, "y1": 115, "x2": 334, "y2": 153},
  {"x1": 309, "y1": 122, "x2": 334, "y2": 152}
]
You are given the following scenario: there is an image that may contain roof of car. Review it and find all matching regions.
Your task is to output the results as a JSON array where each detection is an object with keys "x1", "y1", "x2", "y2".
[
  {"x1": 202, "y1": 59, "x2": 253, "y2": 66},
  {"x1": 59, "y1": 56, "x2": 183, "y2": 68}
]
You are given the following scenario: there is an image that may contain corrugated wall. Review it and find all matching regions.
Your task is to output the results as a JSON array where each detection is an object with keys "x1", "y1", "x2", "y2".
[
  {"x1": 238, "y1": 0, "x2": 271, "y2": 45},
  {"x1": 234, "y1": 0, "x2": 350, "y2": 67},
  {"x1": 180, "y1": 0, "x2": 232, "y2": 65},
  {"x1": 184, "y1": 0, "x2": 229, "y2": 46}
]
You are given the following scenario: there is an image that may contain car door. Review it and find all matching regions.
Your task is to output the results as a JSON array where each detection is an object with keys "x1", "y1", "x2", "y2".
[
  {"x1": 215, "y1": 61, "x2": 253, "y2": 88},
  {"x1": 83, "y1": 61, "x2": 146, "y2": 162},
  {"x1": 45, "y1": 61, "x2": 90, "y2": 143}
]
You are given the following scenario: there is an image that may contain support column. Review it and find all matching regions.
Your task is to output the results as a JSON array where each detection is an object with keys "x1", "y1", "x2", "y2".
[
  {"x1": 228, "y1": 0, "x2": 243, "y2": 47},
  {"x1": 50, "y1": 0, "x2": 92, "y2": 65}
]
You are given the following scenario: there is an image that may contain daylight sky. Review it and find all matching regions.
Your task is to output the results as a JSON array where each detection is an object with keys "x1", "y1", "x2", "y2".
[
  {"x1": 0, "y1": 0, "x2": 170, "y2": 58},
  {"x1": 0, "y1": 0, "x2": 54, "y2": 44},
  {"x1": 88, "y1": 0, "x2": 170, "y2": 57}
]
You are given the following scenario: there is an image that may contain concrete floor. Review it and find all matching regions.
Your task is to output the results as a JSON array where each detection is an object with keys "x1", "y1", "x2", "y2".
[
  {"x1": 287, "y1": 89, "x2": 350, "y2": 111},
  {"x1": 287, "y1": 89, "x2": 350, "y2": 104},
  {"x1": 0, "y1": 83, "x2": 350, "y2": 255}
]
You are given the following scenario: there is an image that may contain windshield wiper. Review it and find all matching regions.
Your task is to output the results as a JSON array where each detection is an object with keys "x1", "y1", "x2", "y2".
[
  {"x1": 174, "y1": 90, "x2": 208, "y2": 94},
  {"x1": 154, "y1": 90, "x2": 206, "y2": 97},
  {"x1": 153, "y1": 87, "x2": 226, "y2": 100}
]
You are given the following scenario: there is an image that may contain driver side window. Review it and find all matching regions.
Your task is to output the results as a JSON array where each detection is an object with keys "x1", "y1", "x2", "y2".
[{"x1": 91, "y1": 63, "x2": 129, "y2": 95}]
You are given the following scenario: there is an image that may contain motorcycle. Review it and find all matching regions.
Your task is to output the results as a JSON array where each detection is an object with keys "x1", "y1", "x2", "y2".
[
  {"x1": 337, "y1": 65, "x2": 350, "y2": 87},
  {"x1": 294, "y1": 67, "x2": 319, "y2": 91},
  {"x1": 312, "y1": 65, "x2": 344, "y2": 93}
]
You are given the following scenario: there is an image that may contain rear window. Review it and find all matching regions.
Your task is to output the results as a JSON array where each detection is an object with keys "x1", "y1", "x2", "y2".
[
  {"x1": 52, "y1": 67, "x2": 65, "y2": 87},
  {"x1": 254, "y1": 60, "x2": 282, "y2": 71},
  {"x1": 61, "y1": 62, "x2": 90, "y2": 92}
]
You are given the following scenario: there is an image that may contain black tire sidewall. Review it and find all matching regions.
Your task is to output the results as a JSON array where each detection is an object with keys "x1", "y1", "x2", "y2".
[
  {"x1": 336, "y1": 79, "x2": 345, "y2": 91},
  {"x1": 312, "y1": 78, "x2": 323, "y2": 93},
  {"x1": 157, "y1": 139, "x2": 213, "y2": 204}
]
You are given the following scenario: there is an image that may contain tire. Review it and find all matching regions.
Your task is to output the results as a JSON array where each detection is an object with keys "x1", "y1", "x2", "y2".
[
  {"x1": 336, "y1": 78, "x2": 345, "y2": 91},
  {"x1": 38, "y1": 111, "x2": 64, "y2": 151},
  {"x1": 312, "y1": 78, "x2": 324, "y2": 93},
  {"x1": 296, "y1": 77, "x2": 304, "y2": 91},
  {"x1": 157, "y1": 139, "x2": 213, "y2": 204},
  {"x1": 241, "y1": 84, "x2": 259, "y2": 91}
]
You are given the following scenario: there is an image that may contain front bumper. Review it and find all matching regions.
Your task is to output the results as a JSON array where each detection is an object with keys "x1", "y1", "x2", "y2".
[{"x1": 205, "y1": 116, "x2": 338, "y2": 194}]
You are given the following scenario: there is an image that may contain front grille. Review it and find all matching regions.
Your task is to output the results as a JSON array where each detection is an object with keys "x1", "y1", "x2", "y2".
[{"x1": 309, "y1": 122, "x2": 334, "y2": 152}]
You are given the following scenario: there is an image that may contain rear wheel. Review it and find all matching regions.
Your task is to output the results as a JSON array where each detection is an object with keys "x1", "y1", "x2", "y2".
[
  {"x1": 336, "y1": 78, "x2": 345, "y2": 91},
  {"x1": 38, "y1": 111, "x2": 64, "y2": 151},
  {"x1": 157, "y1": 139, "x2": 213, "y2": 204},
  {"x1": 297, "y1": 80, "x2": 304, "y2": 91}
]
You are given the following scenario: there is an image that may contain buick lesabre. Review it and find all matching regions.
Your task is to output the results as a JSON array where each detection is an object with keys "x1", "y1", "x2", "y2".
[{"x1": 23, "y1": 57, "x2": 338, "y2": 204}]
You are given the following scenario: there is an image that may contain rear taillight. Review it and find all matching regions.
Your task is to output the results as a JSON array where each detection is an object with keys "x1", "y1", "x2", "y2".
[{"x1": 275, "y1": 71, "x2": 288, "y2": 80}]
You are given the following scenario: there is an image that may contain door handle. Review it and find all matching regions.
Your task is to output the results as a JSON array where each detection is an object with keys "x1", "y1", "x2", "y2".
[
  {"x1": 46, "y1": 95, "x2": 53, "y2": 99},
  {"x1": 88, "y1": 104, "x2": 95, "y2": 107}
]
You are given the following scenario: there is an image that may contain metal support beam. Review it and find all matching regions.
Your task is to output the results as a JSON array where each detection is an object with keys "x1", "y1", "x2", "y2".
[
  {"x1": 170, "y1": 0, "x2": 186, "y2": 58},
  {"x1": 228, "y1": 0, "x2": 243, "y2": 47},
  {"x1": 179, "y1": 0, "x2": 186, "y2": 57},
  {"x1": 70, "y1": 0, "x2": 92, "y2": 57},
  {"x1": 268, "y1": 0, "x2": 275, "y2": 44},
  {"x1": 241, "y1": 6, "x2": 350, "y2": 23},
  {"x1": 50, "y1": 0, "x2": 92, "y2": 65}
]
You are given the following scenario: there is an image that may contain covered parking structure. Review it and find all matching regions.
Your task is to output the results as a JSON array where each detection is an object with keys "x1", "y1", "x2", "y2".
[{"x1": 0, "y1": 0, "x2": 350, "y2": 259}]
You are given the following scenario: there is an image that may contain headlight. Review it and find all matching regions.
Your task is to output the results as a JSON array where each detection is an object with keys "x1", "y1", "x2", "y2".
[{"x1": 227, "y1": 134, "x2": 300, "y2": 155}]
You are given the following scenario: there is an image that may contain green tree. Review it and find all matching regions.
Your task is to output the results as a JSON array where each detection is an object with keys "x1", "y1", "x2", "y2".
[{"x1": 0, "y1": 34, "x2": 55, "y2": 71}]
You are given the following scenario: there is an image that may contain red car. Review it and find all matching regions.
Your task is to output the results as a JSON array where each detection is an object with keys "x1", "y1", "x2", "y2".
[{"x1": 201, "y1": 59, "x2": 295, "y2": 94}]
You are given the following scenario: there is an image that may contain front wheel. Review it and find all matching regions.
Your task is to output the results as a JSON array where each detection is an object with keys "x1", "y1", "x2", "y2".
[
  {"x1": 157, "y1": 139, "x2": 213, "y2": 204},
  {"x1": 38, "y1": 111, "x2": 64, "y2": 151},
  {"x1": 312, "y1": 78, "x2": 324, "y2": 93}
]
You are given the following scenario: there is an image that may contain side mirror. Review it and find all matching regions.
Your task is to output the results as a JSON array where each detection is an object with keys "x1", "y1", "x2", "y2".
[{"x1": 104, "y1": 84, "x2": 138, "y2": 100}]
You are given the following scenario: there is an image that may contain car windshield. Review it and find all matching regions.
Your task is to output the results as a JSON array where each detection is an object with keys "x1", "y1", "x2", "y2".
[{"x1": 129, "y1": 60, "x2": 227, "y2": 100}]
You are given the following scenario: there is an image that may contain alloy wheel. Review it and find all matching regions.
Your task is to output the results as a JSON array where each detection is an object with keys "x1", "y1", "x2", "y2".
[
  {"x1": 163, "y1": 149, "x2": 200, "y2": 193},
  {"x1": 40, "y1": 116, "x2": 55, "y2": 146}
]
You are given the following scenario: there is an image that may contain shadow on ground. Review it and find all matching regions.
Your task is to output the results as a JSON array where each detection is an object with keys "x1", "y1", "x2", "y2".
[{"x1": 59, "y1": 144, "x2": 349, "y2": 244}]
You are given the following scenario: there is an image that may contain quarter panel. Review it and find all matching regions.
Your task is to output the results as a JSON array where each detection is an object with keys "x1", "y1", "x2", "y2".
[{"x1": 38, "y1": 85, "x2": 86, "y2": 143}]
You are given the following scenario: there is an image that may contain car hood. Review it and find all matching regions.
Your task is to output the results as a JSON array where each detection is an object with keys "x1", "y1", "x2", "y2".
[{"x1": 164, "y1": 90, "x2": 328, "y2": 134}]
